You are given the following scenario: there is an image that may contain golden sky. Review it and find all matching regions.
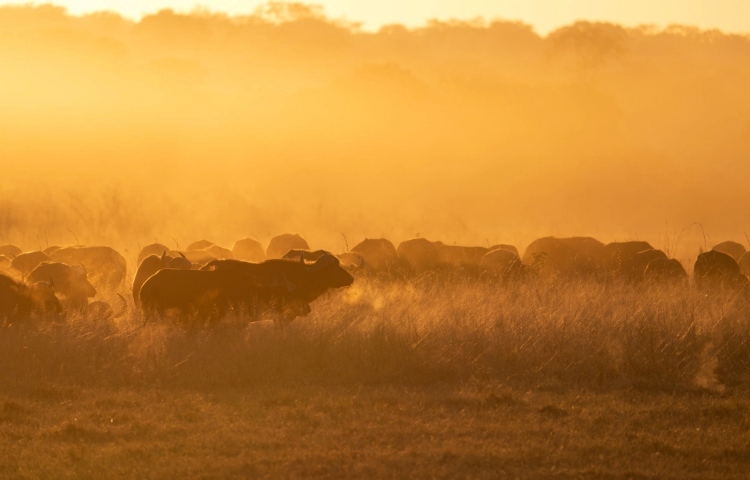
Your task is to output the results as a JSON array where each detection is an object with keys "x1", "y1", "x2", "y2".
[{"x1": 6, "y1": 0, "x2": 750, "y2": 33}]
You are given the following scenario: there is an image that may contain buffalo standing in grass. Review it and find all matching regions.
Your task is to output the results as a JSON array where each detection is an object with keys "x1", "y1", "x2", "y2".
[
  {"x1": 481, "y1": 249, "x2": 525, "y2": 281},
  {"x1": 10, "y1": 251, "x2": 52, "y2": 278},
  {"x1": 282, "y1": 249, "x2": 331, "y2": 262},
  {"x1": 201, "y1": 254, "x2": 354, "y2": 305},
  {"x1": 27, "y1": 262, "x2": 96, "y2": 310},
  {"x1": 694, "y1": 250, "x2": 748, "y2": 290},
  {"x1": 186, "y1": 240, "x2": 215, "y2": 251},
  {"x1": 712, "y1": 241, "x2": 747, "y2": 263},
  {"x1": 644, "y1": 258, "x2": 687, "y2": 284},
  {"x1": 266, "y1": 234, "x2": 310, "y2": 259},
  {"x1": 137, "y1": 243, "x2": 170, "y2": 267},
  {"x1": 0, "y1": 245, "x2": 21, "y2": 258},
  {"x1": 0, "y1": 273, "x2": 62, "y2": 323},
  {"x1": 436, "y1": 245, "x2": 489, "y2": 268},
  {"x1": 628, "y1": 249, "x2": 668, "y2": 282},
  {"x1": 232, "y1": 238, "x2": 265, "y2": 263},
  {"x1": 489, "y1": 244, "x2": 520, "y2": 257},
  {"x1": 0, "y1": 255, "x2": 11, "y2": 273},
  {"x1": 601, "y1": 241, "x2": 654, "y2": 278},
  {"x1": 51, "y1": 246, "x2": 127, "y2": 290},
  {"x1": 351, "y1": 238, "x2": 400, "y2": 272},
  {"x1": 397, "y1": 238, "x2": 440, "y2": 273},
  {"x1": 139, "y1": 269, "x2": 312, "y2": 326},
  {"x1": 522, "y1": 237, "x2": 605, "y2": 277},
  {"x1": 739, "y1": 252, "x2": 750, "y2": 278},
  {"x1": 132, "y1": 252, "x2": 192, "y2": 303},
  {"x1": 170, "y1": 250, "x2": 217, "y2": 268}
]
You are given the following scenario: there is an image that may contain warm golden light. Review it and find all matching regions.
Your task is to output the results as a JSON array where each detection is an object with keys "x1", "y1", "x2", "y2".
[{"x1": 0, "y1": 3, "x2": 749, "y2": 253}]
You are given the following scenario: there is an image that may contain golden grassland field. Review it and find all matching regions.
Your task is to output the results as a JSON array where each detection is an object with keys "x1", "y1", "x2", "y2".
[{"x1": 2, "y1": 274, "x2": 750, "y2": 477}]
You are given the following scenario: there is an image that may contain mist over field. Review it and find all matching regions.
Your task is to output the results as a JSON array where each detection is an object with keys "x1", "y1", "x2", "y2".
[{"x1": 1, "y1": 3, "x2": 749, "y2": 252}]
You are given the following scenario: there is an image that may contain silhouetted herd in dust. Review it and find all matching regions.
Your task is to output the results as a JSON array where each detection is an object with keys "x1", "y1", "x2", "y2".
[{"x1": 1, "y1": 234, "x2": 749, "y2": 328}]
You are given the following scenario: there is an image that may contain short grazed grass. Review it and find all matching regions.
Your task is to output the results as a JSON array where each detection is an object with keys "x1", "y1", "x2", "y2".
[
  {"x1": 1, "y1": 276, "x2": 750, "y2": 477},
  {"x1": 1, "y1": 385, "x2": 750, "y2": 478}
]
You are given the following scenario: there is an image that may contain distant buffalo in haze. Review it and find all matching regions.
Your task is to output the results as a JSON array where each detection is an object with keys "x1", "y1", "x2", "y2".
[
  {"x1": 186, "y1": 239, "x2": 215, "y2": 251},
  {"x1": 644, "y1": 258, "x2": 687, "y2": 284},
  {"x1": 481, "y1": 249, "x2": 525, "y2": 280},
  {"x1": 436, "y1": 245, "x2": 489, "y2": 268},
  {"x1": 628, "y1": 249, "x2": 668, "y2": 282},
  {"x1": 10, "y1": 251, "x2": 51, "y2": 278},
  {"x1": 601, "y1": 241, "x2": 654, "y2": 278},
  {"x1": 51, "y1": 246, "x2": 127, "y2": 290},
  {"x1": 0, "y1": 273, "x2": 62, "y2": 324},
  {"x1": 266, "y1": 234, "x2": 310, "y2": 259},
  {"x1": 133, "y1": 252, "x2": 192, "y2": 303},
  {"x1": 0, "y1": 255, "x2": 11, "y2": 272},
  {"x1": 712, "y1": 241, "x2": 747, "y2": 263},
  {"x1": 522, "y1": 237, "x2": 605, "y2": 277},
  {"x1": 351, "y1": 238, "x2": 400, "y2": 272},
  {"x1": 137, "y1": 243, "x2": 170, "y2": 267},
  {"x1": 202, "y1": 254, "x2": 354, "y2": 305},
  {"x1": 489, "y1": 244, "x2": 520, "y2": 257},
  {"x1": 397, "y1": 238, "x2": 440, "y2": 273},
  {"x1": 232, "y1": 238, "x2": 265, "y2": 263},
  {"x1": 282, "y1": 249, "x2": 332, "y2": 262},
  {"x1": 27, "y1": 262, "x2": 96, "y2": 310},
  {"x1": 205, "y1": 245, "x2": 233, "y2": 260},
  {"x1": 169, "y1": 250, "x2": 217, "y2": 268},
  {"x1": 139, "y1": 268, "x2": 311, "y2": 326},
  {"x1": 739, "y1": 252, "x2": 750, "y2": 278},
  {"x1": 694, "y1": 250, "x2": 748, "y2": 290},
  {"x1": 0, "y1": 245, "x2": 21, "y2": 258}
]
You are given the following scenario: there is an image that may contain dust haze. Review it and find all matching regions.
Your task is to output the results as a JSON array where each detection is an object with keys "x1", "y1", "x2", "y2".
[{"x1": 1, "y1": 3, "x2": 749, "y2": 253}]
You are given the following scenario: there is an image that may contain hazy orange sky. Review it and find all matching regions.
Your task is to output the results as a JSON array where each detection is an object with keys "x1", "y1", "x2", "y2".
[{"x1": 6, "y1": 0, "x2": 750, "y2": 34}]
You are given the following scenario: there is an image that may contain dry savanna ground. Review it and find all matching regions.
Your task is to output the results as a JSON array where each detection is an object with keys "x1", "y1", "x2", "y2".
[{"x1": 2, "y1": 275, "x2": 750, "y2": 478}]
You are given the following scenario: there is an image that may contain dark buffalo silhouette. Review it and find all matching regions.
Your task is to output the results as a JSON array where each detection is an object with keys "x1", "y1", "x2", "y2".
[
  {"x1": 169, "y1": 250, "x2": 217, "y2": 268},
  {"x1": 712, "y1": 241, "x2": 747, "y2": 263},
  {"x1": 186, "y1": 240, "x2": 215, "y2": 251},
  {"x1": 140, "y1": 269, "x2": 312, "y2": 326},
  {"x1": 0, "y1": 255, "x2": 11, "y2": 272},
  {"x1": 0, "y1": 273, "x2": 62, "y2": 324},
  {"x1": 267, "y1": 234, "x2": 310, "y2": 259},
  {"x1": 137, "y1": 243, "x2": 170, "y2": 267},
  {"x1": 739, "y1": 252, "x2": 750, "y2": 278},
  {"x1": 644, "y1": 258, "x2": 687, "y2": 284},
  {"x1": 694, "y1": 250, "x2": 747, "y2": 290},
  {"x1": 201, "y1": 254, "x2": 354, "y2": 305},
  {"x1": 397, "y1": 238, "x2": 440, "y2": 273},
  {"x1": 133, "y1": 252, "x2": 192, "y2": 303},
  {"x1": 10, "y1": 251, "x2": 52, "y2": 278},
  {"x1": 51, "y1": 246, "x2": 127, "y2": 290},
  {"x1": 436, "y1": 245, "x2": 489, "y2": 268},
  {"x1": 27, "y1": 262, "x2": 96, "y2": 310},
  {"x1": 522, "y1": 237, "x2": 605, "y2": 277},
  {"x1": 43, "y1": 246, "x2": 62, "y2": 255},
  {"x1": 601, "y1": 241, "x2": 654, "y2": 277},
  {"x1": 481, "y1": 249, "x2": 525, "y2": 280},
  {"x1": 206, "y1": 245, "x2": 233, "y2": 260},
  {"x1": 0, "y1": 245, "x2": 21, "y2": 258},
  {"x1": 351, "y1": 238, "x2": 400, "y2": 271},
  {"x1": 232, "y1": 238, "x2": 265, "y2": 263},
  {"x1": 629, "y1": 249, "x2": 668, "y2": 282},
  {"x1": 489, "y1": 244, "x2": 520, "y2": 257},
  {"x1": 282, "y1": 249, "x2": 332, "y2": 262}
]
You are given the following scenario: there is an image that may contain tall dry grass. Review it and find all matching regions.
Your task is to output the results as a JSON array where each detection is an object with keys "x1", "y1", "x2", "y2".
[{"x1": 1, "y1": 276, "x2": 749, "y2": 392}]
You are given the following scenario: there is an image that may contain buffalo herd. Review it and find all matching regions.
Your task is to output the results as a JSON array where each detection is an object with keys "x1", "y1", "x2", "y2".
[{"x1": 0, "y1": 234, "x2": 749, "y2": 328}]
